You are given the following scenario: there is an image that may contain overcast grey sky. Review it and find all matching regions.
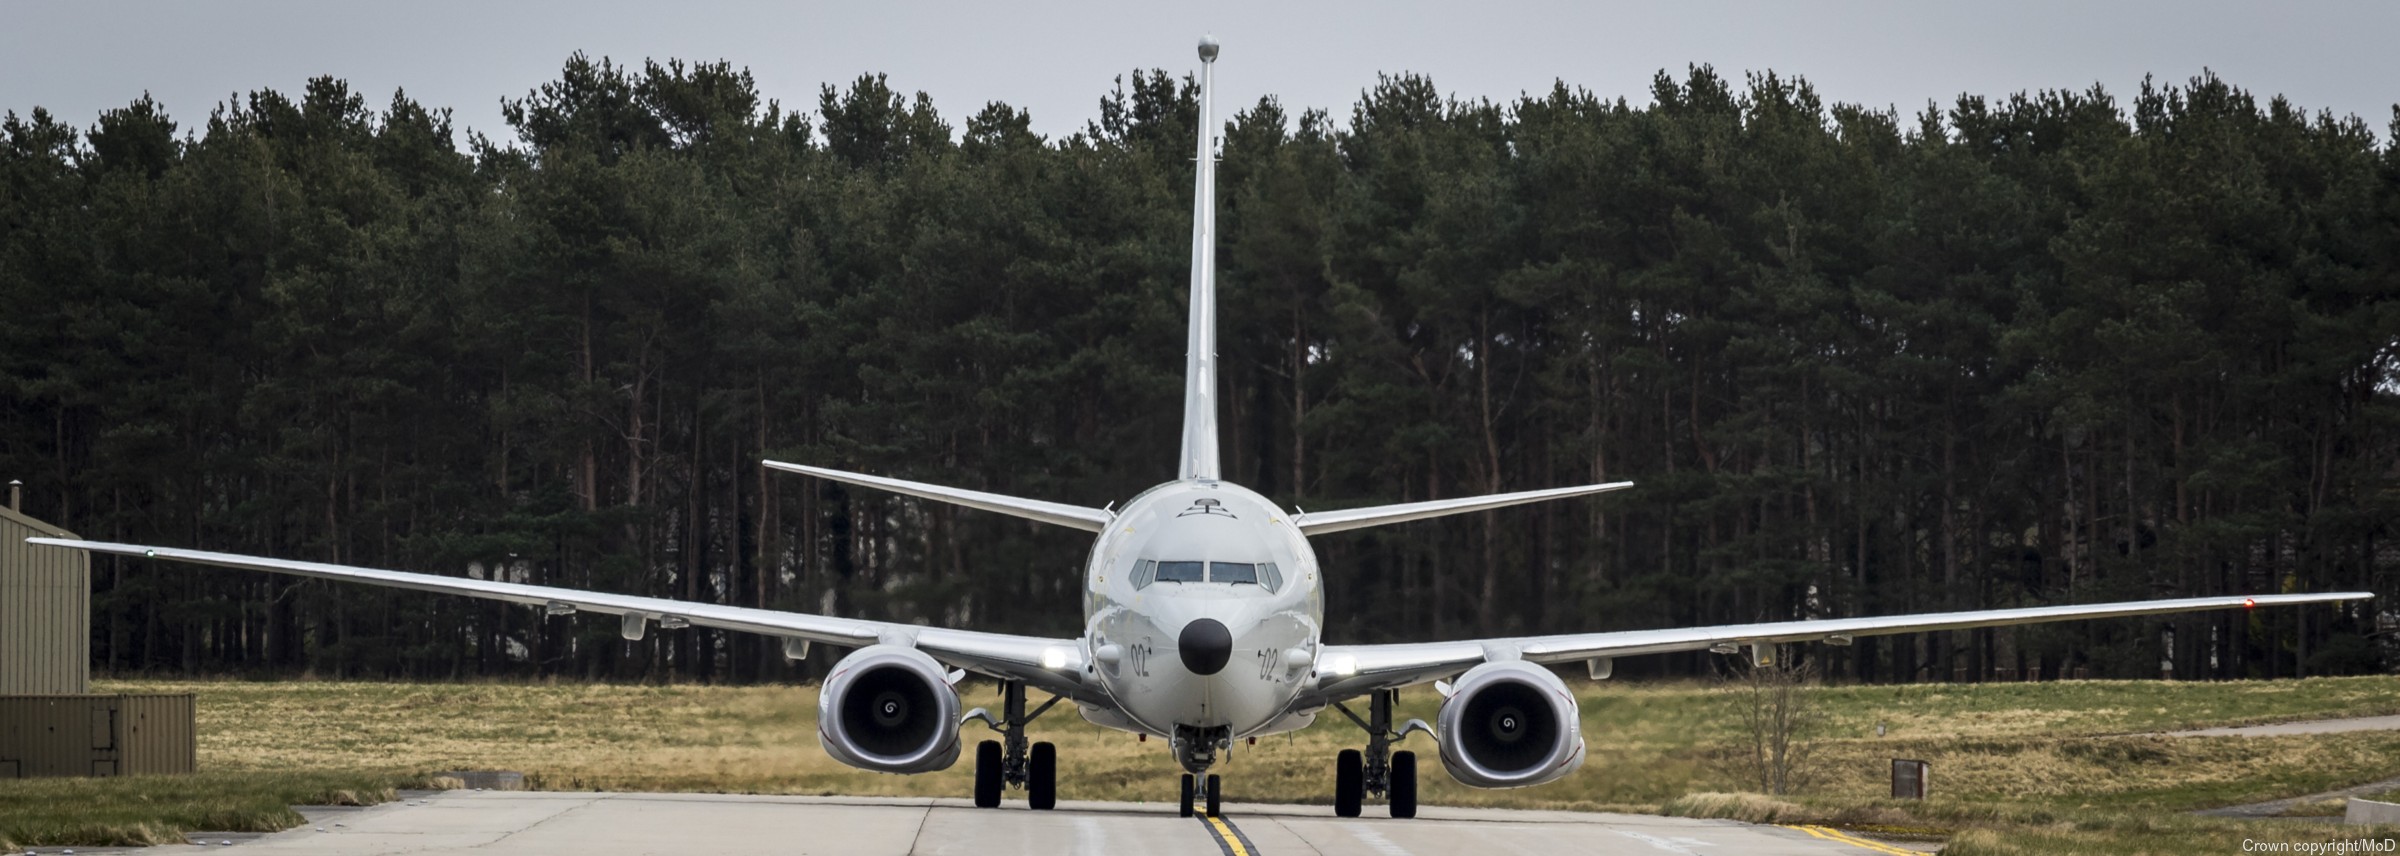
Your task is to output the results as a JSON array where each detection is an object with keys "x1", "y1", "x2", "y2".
[{"x1": 5, "y1": 1, "x2": 2395, "y2": 146}]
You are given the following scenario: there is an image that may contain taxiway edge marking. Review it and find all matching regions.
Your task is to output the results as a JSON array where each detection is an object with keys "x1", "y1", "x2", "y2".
[{"x1": 1788, "y1": 824, "x2": 1920, "y2": 855}]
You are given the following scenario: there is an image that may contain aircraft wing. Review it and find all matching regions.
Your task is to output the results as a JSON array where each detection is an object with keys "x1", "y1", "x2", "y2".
[
  {"x1": 29, "y1": 537, "x2": 1089, "y2": 699},
  {"x1": 1303, "y1": 591, "x2": 2373, "y2": 702}
]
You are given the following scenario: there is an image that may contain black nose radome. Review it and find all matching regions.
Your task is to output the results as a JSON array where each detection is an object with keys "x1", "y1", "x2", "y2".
[{"x1": 1179, "y1": 618, "x2": 1232, "y2": 676}]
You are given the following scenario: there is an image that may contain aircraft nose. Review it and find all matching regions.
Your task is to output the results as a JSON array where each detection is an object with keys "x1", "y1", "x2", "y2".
[{"x1": 1178, "y1": 618, "x2": 1232, "y2": 676}]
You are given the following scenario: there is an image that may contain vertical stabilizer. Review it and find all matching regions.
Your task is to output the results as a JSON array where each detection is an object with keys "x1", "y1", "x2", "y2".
[{"x1": 1179, "y1": 35, "x2": 1223, "y2": 482}]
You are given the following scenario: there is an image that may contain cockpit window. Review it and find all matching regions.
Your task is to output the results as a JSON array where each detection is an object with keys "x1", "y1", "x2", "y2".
[
  {"x1": 1145, "y1": 560, "x2": 1280, "y2": 588},
  {"x1": 1209, "y1": 562, "x2": 1257, "y2": 584}
]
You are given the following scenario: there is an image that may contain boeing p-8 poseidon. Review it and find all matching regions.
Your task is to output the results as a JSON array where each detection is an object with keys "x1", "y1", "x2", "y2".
[{"x1": 33, "y1": 36, "x2": 2372, "y2": 820}]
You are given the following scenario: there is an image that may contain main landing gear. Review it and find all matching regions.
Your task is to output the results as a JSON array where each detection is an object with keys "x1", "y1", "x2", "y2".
[
  {"x1": 966, "y1": 680, "x2": 1061, "y2": 810},
  {"x1": 1332, "y1": 688, "x2": 1432, "y2": 818}
]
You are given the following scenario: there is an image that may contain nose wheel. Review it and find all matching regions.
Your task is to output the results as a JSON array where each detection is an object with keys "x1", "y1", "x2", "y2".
[
  {"x1": 1178, "y1": 772, "x2": 1224, "y2": 817},
  {"x1": 965, "y1": 680, "x2": 1062, "y2": 810},
  {"x1": 1332, "y1": 688, "x2": 1430, "y2": 818}
]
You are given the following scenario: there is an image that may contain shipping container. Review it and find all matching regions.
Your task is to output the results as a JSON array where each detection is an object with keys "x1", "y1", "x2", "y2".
[{"x1": 0, "y1": 694, "x2": 195, "y2": 777}]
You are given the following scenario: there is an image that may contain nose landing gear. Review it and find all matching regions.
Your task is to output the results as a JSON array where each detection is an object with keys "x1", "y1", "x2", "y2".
[
  {"x1": 1171, "y1": 724, "x2": 1232, "y2": 817},
  {"x1": 965, "y1": 680, "x2": 1062, "y2": 809},
  {"x1": 1332, "y1": 688, "x2": 1433, "y2": 818}
]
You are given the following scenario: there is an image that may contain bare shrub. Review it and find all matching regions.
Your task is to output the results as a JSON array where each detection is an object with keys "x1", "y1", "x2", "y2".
[{"x1": 1714, "y1": 646, "x2": 1823, "y2": 795}]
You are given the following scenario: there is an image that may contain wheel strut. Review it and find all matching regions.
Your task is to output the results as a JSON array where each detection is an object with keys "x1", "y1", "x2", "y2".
[
  {"x1": 1332, "y1": 688, "x2": 1433, "y2": 815},
  {"x1": 964, "y1": 679, "x2": 1063, "y2": 807},
  {"x1": 966, "y1": 680, "x2": 1061, "y2": 784},
  {"x1": 1330, "y1": 689, "x2": 1401, "y2": 796}
]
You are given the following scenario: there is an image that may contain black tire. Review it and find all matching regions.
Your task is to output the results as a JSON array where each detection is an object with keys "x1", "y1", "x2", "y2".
[
  {"x1": 1179, "y1": 773, "x2": 1196, "y2": 817},
  {"x1": 1389, "y1": 750, "x2": 1417, "y2": 819},
  {"x1": 973, "y1": 740, "x2": 1003, "y2": 808},
  {"x1": 1334, "y1": 749, "x2": 1363, "y2": 818},
  {"x1": 1205, "y1": 773, "x2": 1222, "y2": 817},
  {"x1": 1028, "y1": 741, "x2": 1057, "y2": 810}
]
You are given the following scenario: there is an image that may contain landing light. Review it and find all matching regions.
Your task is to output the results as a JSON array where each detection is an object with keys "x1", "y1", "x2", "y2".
[
  {"x1": 1319, "y1": 653, "x2": 1358, "y2": 677},
  {"x1": 1042, "y1": 646, "x2": 1072, "y2": 670}
]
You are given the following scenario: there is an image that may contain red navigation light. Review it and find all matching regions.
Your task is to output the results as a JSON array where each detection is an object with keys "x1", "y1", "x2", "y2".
[{"x1": 2243, "y1": 597, "x2": 2257, "y2": 609}]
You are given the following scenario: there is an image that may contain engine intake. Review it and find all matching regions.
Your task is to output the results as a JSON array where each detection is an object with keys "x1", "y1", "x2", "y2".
[
  {"x1": 817, "y1": 644, "x2": 962, "y2": 773},
  {"x1": 1434, "y1": 660, "x2": 1585, "y2": 788}
]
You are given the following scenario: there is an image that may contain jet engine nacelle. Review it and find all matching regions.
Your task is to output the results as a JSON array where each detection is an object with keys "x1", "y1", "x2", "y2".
[
  {"x1": 817, "y1": 644, "x2": 962, "y2": 774},
  {"x1": 1434, "y1": 660, "x2": 1586, "y2": 789}
]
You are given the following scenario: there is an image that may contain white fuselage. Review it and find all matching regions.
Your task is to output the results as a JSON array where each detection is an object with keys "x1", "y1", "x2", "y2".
[{"x1": 1081, "y1": 480, "x2": 1324, "y2": 743}]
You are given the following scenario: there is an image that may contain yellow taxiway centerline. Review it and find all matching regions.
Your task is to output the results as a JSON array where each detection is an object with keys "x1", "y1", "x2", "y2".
[{"x1": 1202, "y1": 813, "x2": 1254, "y2": 856}]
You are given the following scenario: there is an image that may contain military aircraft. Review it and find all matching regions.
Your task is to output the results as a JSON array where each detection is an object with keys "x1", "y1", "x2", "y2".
[{"x1": 32, "y1": 36, "x2": 2373, "y2": 821}]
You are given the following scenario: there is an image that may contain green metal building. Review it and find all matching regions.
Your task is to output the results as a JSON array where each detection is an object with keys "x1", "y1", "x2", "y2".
[
  {"x1": 1, "y1": 499, "x2": 87, "y2": 695},
  {"x1": 0, "y1": 493, "x2": 196, "y2": 777}
]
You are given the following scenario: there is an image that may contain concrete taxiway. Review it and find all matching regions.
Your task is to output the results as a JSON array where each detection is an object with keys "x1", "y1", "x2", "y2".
[
  {"x1": 110, "y1": 791, "x2": 1927, "y2": 855},
  {"x1": 2164, "y1": 713, "x2": 2400, "y2": 738}
]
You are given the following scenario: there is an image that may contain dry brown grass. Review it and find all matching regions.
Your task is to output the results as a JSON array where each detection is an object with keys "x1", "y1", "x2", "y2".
[
  {"x1": 90, "y1": 674, "x2": 2400, "y2": 810},
  {"x1": 1660, "y1": 791, "x2": 1813, "y2": 823},
  {"x1": 12, "y1": 673, "x2": 2390, "y2": 854}
]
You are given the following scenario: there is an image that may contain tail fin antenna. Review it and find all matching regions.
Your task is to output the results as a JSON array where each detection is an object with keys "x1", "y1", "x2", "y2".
[{"x1": 1179, "y1": 35, "x2": 1223, "y2": 482}]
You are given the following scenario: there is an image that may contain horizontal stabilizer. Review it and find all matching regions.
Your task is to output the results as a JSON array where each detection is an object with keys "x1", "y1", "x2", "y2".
[
  {"x1": 763, "y1": 460, "x2": 1112, "y2": 532},
  {"x1": 1295, "y1": 481, "x2": 1635, "y2": 536}
]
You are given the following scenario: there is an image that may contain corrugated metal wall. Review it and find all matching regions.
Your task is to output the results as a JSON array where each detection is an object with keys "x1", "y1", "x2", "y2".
[
  {"x1": 119, "y1": 694, "x2": 196, "y2": 774},
  {"x1": 0, "y1": 510, "x2": 194, "y2": 778},
  {"x1": 0, "y1": 696, "x2": 108, "y2": 777},
  {"x1": 0, "y1": 506, "x2": 88, "y2": 695},
  {"x1": 0, "y1": 694, "x2": 195, "y2": 777}
]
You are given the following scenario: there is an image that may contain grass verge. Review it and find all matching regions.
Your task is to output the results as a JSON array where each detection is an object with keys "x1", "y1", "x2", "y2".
[
  {"x1": 0, "y1": 770, "x2": 433, "y2": 849},
  {"x1": 0, "y1": 674, "x2": 2385, "y2": 852},
  {"x1": 1944, "y1": 818, "x2": 2400, "y2": 856}
]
